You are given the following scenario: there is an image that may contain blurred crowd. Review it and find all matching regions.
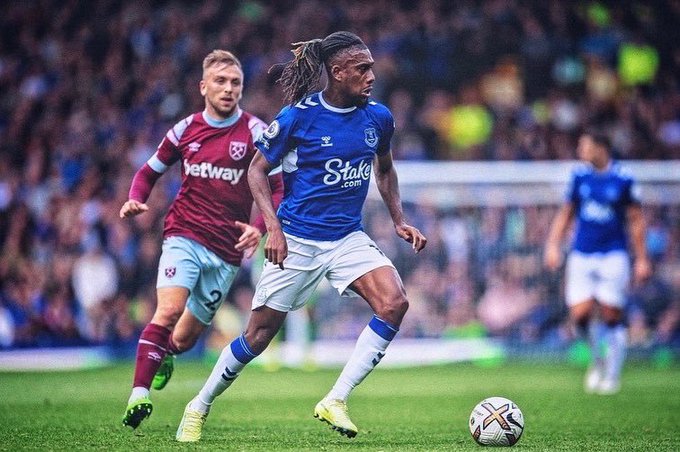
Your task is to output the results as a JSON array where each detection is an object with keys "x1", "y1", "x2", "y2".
[{"x1": 1, "y1": 0, "x2": 679, "y2": 352}]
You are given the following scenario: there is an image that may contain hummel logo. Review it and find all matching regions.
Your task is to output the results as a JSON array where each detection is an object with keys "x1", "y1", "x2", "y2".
[
  {"x1": 221, "y1": 367, "x2": 238, "y2": 382},
  {"x1": 188, "y1": 142, "x2": 201, "y2": 152},
  {"x1": 321, "y1": 136, "x2": 333, "y2": 147},
  {"x1": 294, "y1": 97, "x2": 320, "y2": 109},
  {"x1": 371, "y1": 352, "x2": 385, "y2": 366}
]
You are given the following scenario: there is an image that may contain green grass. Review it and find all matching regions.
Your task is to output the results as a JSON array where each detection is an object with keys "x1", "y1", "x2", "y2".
[{"x1": 0, "y1": 361, "x2": 679, "y2": 451}]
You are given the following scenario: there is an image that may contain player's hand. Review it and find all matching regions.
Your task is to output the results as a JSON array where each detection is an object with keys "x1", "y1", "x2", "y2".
[
  {"x1": 395, "y1": 223, "x2": 427, "y2": 253},
  {"x1": 633, "y1": 257, "x2": 652, "y2": 285},
  {"x1": 264, "y1": 226, "x2": 287, "y2": 269},
  {"x1": 544, "y1": 244, "x2": 562, "y2": 271},
  {"x1": 234, "y1": 221, "x2": 263, "y2": 259},
  {"x1": 119, "y1": 199, "x2": 149, "y2": 218}
]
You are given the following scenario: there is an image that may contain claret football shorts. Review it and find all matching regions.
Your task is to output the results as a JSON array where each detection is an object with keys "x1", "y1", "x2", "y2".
[
  {"x1": 157, "y1": 236, "x2": 239, "y2": 325},
  {"x1": 565, "y1": 250, "x2": 631, "y2": 308},
  {"x1": 252, "y1": 231, "x2": 395, "y2": 312}
]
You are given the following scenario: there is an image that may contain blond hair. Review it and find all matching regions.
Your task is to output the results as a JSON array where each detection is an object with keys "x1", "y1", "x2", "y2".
[{"x1": 202, "y1": 50, "x2": 242, "y2": 77}]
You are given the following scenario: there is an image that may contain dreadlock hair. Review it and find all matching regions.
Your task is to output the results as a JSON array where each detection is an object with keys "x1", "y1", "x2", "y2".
[{"x1": 272, "y1": 31, "x2": 367, "y2": 105}]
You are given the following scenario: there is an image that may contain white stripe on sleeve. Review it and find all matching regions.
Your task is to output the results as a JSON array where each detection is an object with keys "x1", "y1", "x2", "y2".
[{"x1": 147, "y1": 153, "x2": 169, "y2": 173}]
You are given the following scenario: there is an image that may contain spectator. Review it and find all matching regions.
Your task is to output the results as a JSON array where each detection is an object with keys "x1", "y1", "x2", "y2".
[{"x1": 1, "y1": 0, "x2": 680, "y2": 351}]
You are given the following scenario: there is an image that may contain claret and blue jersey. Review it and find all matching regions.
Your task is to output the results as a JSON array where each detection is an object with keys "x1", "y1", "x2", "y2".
[
  {"x1": 568, "y1": 161, "x2": 640, "y2": 254},
  {"x1": 255, "y1": 91, "x2": 395, "y2": 241}
]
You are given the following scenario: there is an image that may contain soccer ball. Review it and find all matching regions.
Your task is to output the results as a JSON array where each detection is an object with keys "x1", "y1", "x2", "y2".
[{"x1": 469, "y1": 396, "x2": 524, "y2": 446}]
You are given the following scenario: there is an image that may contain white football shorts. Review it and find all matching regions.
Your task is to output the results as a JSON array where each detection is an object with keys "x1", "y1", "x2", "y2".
[
  {"x1": 565, "y1": 250, "x2": 631, "y2": 308},
  {"x1": 157, "y1": 236, "x2": 239, "y2": 325},
  {"x1": 252, "y1": 231, "x2": 395, "y2": 312}
]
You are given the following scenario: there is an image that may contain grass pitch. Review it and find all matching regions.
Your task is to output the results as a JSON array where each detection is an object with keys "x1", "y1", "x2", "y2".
[{"x1": 0, "y1": 360, "x2": 678, "y2": 451}]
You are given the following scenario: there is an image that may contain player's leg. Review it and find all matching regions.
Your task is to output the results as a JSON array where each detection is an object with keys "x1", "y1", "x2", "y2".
[
  {"x1": 156, "y1": 255, "x2": 238, "y2": 390},
  {"x1": 123, "y1": 237, "x2": 200, "y2": 429},
  {"x1": 598, "y1": 305, "x2": 626, "y2": 394},
  {"x1": 595, "y1": 251, "x2": 631, "y2": 394},
  {"x1": 177, "y1": 238, "x2": 323, "y2": 441},
  {"x1": 565, "y1": 251, "x2": 603, "y2": 392},
  {"x1": 152, "y1": 311, "x2": 206, "y2": 390},
  {"x1": 568, "y1": 299, "x2": 601, "y2": 392},
  {"x1": 317, "y1": 232, "x2": 405, "y2": 437},
  {"x1": 123, "y1": 286, "x2": 189, "y2": 428},
  {"x1": 328, "y1": 265, "x2": 407, "y2": 400},
  {"x1": 176, "y1": 306, "x2": 287, "y2": 442},
  {"x1": 315, "y1": 265, "x2": 406, "y2": 438}
]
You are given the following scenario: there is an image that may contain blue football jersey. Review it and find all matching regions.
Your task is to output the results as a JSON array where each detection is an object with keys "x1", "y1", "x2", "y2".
[
  {"x1": 255, "y1": 92, "x2": 395, "y2": 241},
  {"x1": 567, "y1": 162, "x2": 640, "y2": 253}
]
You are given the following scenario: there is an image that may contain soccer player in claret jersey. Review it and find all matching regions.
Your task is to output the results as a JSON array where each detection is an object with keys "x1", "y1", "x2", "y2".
[
  {"x1": 175, "y1": 31, "x2": 427, "y2": 442},
  {"x1": 545, "y1": 130, "x2": 651, "y2": 395},
  {"x1": 120, "y1": 50, "x2": 283, "y2": 430}
]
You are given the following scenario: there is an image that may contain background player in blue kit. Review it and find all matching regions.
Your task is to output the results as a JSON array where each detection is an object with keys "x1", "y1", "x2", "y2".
[
  {"x1": 176, "y1": 31, "x2": 427, "y2": 442},
  {"x1": 545, "y1": 131, "x2": 652, "y2": 395}
]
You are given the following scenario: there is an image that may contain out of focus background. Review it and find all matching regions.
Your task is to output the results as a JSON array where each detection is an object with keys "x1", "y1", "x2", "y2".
[{"x1": 1, "y1": 0, "x2": 679, "y2": 369}]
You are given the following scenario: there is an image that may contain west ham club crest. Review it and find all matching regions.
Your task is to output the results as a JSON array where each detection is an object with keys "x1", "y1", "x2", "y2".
[
  {"x1": 229, "y1": 141, "x2": 247, "y2": 160},
  {"x1": 165, "y1": 267, "x2": 176, "y2": 278}
]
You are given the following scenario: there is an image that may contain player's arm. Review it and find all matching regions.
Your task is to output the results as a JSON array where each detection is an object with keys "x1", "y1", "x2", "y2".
[
  {"x1": 119, "y1": 165, "x2": 160, "y2": 219},
  {"x1": 543, "y1": 203, "x2": 575, "y2": 270},
  {"x1": 248, "y1": 152, "x2": 287, "y2": 268},
  {"x1": 627, "y1": 204, "x2": 652, "y2": 284},
  {"x1": 119, "y1": 145, "x2": 178, "y2": 219},
  {"x1": 237, "y1": 169, "x2": 284, "y2": 259},
  {"x1": 373, "y1": 151, "x2": 427, "y2": 252}
]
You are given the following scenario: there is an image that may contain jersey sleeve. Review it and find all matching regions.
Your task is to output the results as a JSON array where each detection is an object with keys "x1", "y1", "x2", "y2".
[
  {"x1": 155, "y1": 134, "x2": 182, "y2": 167},
  {"x1": 625, "y1": 178, "x2": 642, "y2": 205},
  {"x1": 255, "y1": 106, "x2": 296, "y2": 165},
  {"x1": 247, "y1": 114, "x2": 268, "y2": 146},
  {"x1": 566, "y1": 173, "x2": 580, "y2": 205},
  {"x1": 377, "y1": 107, "x2": 395, "y2": 156},
  {"x1": 128, "y1": 131, "x2": 182, "y2": 202}
]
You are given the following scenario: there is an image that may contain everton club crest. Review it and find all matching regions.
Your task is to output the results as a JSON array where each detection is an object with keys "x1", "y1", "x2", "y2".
[{"x1": 364, "y1": 128, "x2": 378, "y2": 147}]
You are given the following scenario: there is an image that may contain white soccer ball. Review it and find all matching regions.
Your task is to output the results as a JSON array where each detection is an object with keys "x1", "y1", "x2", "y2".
[{"x1": 469, "y1": 396, "x2": 524, "y2": 447}]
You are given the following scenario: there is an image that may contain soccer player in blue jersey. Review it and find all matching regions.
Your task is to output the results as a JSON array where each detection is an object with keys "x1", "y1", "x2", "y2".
[
  {"x1": 545, "y1": 131, "x2": 651, "y2": 395},
  {"x1": 175, "y1": 31, "x2": 427, "y2": 442}
]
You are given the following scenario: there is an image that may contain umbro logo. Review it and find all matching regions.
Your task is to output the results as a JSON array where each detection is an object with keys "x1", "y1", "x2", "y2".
[
  {"x1": 321, "y1": 136, "x2": 333, "y2": 147},
  {"x1": 188, "y1": 142, "x2": 201, "y2": 152}
]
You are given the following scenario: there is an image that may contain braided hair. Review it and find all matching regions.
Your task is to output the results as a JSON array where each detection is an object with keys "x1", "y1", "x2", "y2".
[{"x1": 272, "y1": 31, "x2": 367, "y2": 105}]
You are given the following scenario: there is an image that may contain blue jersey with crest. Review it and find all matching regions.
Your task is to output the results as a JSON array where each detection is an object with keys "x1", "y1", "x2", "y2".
[
  {"x1": 567, "y1": 162, "x2": 640, "y2": 253},
  {"x1": 255, "y1": 92, "x2": 394, "y2": 241}
]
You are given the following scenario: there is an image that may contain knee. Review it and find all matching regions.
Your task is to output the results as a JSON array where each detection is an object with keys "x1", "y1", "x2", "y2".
[
  {"x1": 153, "y1": 304, "x2": 183, "y2": 327},
  {"x1": 601, "y1": 311, "x2": 623, "y2": 327},
  {"x1": 377, "y1": 295, "x2": 409, "y2": 326},
  {"x1": 572, "y1": 313, "x2": 590, "y2": 330},
  {"x1": 244, "y1": 324, "x2": 278, "y2": 354},
  {"x1": 570, "y1": 305, "x2": 593, "y2": 328}
]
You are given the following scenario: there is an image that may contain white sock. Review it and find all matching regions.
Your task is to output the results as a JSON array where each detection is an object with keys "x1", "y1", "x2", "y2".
[
  {"x1": 326, "y1": 315, "x2": 398, "y2": 402},
  {"x1": 191, "y1": 334, "x2": 257, "y2": 414},
  {"x1": 603, "y1": 324, "x2": 627, "y2": 381},
  {"x1": 128, "y1": 387, "x2": 150, "y2": 404},
  {"x1": 588, "y1": 320, "x2": 606, "y2": 370}
]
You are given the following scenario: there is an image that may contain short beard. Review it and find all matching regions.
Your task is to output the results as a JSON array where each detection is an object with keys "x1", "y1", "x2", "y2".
[{"x1": 209, "y1": 100, "x2": 237, "y2": 119}]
